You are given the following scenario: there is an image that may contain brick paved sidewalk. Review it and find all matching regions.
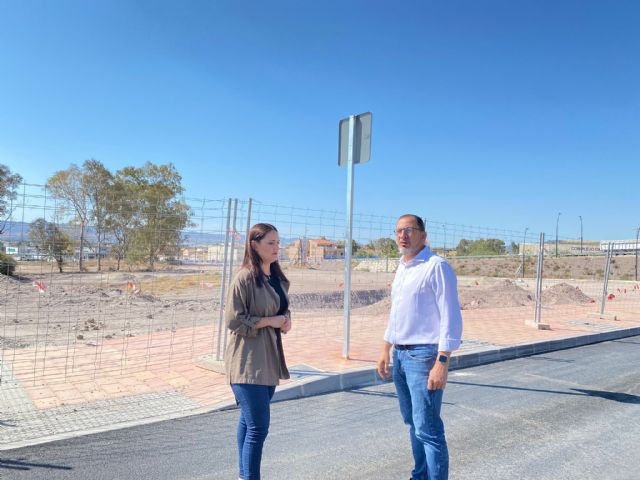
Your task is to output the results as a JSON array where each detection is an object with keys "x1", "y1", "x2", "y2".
[{"x1": 1, "y1": 306, "x2": 639, "y2": 450}]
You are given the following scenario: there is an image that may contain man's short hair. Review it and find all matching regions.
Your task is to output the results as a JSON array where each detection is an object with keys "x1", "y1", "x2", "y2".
[{"x1": 398, "y1": 214, "x2": 425, "y2": 231}]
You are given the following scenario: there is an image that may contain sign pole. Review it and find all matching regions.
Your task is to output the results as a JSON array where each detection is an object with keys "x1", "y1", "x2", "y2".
[
  {"x1": 338, "y1": 111, "x2": 372, "y2": 359},
  {"x1": 343, "y1": 116, "x2": 355, "y2": 358}
]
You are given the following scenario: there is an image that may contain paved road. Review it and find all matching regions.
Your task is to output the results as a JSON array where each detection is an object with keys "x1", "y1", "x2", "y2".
[{"x1": 2, "y1": 337, "x2": 639, "y2": 479}]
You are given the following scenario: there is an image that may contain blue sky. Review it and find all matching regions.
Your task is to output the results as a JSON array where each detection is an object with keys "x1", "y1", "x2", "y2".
[{"x1": 0, "y1": 0, "x2": 638, "y2": 241}]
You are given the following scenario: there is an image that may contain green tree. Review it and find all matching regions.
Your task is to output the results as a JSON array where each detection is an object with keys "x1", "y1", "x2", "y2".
[
  {"x1": 47, "y1": 165, "x2": 90, "y2": 271},
  {"x1": 0, "y1": 252, "x2": 16, "y2": 276},
  {"x1": 83, "y1": 159, "x2": 114, "y2": 271},
  {"x1": 455, "y1": 238, "x2": 506, "y2": 256},
  {"x1": 104, "y1": 175, "x2": 138, "y2": 271},
  {"x1": 367, "y1": 237, "x2": 399, "y2": 257},
  {"x1": 29, "y1": 218, "x2": 74, "y2": 272},
  {"x1": 0, "y1": 164, "x2": 23, "y2": 234},
  {"x1": 115, "y1": 162, "x2": 191, "y2": 270},
  {"x1": 455, "y1": 239, "x2": 472, "y2": 256},
  {"x1": 511, "y1": 241, "x2": 519, "y2": 255}
]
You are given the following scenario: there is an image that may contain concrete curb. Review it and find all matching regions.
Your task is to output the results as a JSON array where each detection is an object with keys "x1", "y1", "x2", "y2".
[{"x1": 274, "y1": 326, "x2": 640, "y2": 402}]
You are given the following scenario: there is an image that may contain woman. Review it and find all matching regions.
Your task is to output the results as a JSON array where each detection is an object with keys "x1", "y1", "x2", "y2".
[{"x1": 224, "y1": 223, "x2": 292, "y2": 480}]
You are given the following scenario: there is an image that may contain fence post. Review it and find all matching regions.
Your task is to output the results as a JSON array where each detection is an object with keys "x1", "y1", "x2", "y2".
[
  {"x1": 216, "y1": 199, "x2": 233, "y2": 361},
  {"x1": 529, "y1": 232, "x2": 550, "y2": 330},
  {"x1": 599, "y1": 243, "x2": 614, "y2": 316},
  {"x1": 222, "y1": 199, "x2": 239, "y2": 353},
  {"x1": 245, "y1": 198, "x2": 253, "y2": 250}
]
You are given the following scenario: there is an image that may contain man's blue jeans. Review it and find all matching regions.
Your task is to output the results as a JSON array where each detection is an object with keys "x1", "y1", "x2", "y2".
[
  {"x1": 393, "y1": 345, "x2": 449, "y2": 480},
  {"x1": 230, "y1": 384, "x2": 276, "y2": 480}
]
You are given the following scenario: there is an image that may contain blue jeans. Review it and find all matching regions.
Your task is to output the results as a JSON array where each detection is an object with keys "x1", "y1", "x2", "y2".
[
  {"x1": 230, "y1": 384, "x2": 276, "y2": 480},
  {"x1": 393, "y1": 345, "x2": 449, "y2": 480}
]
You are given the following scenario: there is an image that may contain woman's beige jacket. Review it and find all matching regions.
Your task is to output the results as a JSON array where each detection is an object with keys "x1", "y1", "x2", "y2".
[{"x1": 224, "y1": 267, "x2": 290, "y2": 385}]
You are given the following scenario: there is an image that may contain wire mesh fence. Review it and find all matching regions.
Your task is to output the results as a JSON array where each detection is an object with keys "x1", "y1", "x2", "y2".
[{"x1": 1, "y1": 183, "x2": 639, "y2": 405}]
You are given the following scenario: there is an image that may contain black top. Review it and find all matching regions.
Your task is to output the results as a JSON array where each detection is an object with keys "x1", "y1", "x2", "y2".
[
  {"x1": 266, "y1": 274, "x2": 288, "y2": 352},
  {"x1": 267, "y1": 274, "x2": 288, "y2": 315}
]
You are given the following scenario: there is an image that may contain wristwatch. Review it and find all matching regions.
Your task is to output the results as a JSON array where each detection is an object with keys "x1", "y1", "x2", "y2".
[{"x1": 437, "y1": 354, "x2": 449, "y2": 364}]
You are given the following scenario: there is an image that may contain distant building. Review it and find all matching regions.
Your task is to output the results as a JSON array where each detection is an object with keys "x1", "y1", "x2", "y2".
[
  {"x1": 206, "y1": 244, "x2": 243, "y2": 263},
  {"x1": 600, "y1": 240, "x2": 640, "y2": 253},
  {"x1": 521, "y1": 240, "x2": 603, "y2": 256},
  {"x1": 179, "y1": 244, "x2": 244, "y2": 263},
  {"x1": 286, "y1": 237, "x2": 344, "y2": 263}
]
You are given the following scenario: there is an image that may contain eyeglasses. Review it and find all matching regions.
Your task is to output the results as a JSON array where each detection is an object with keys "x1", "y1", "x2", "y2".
[{"x1": 395, "y1": 227, "x2": 423, "y2": 236}]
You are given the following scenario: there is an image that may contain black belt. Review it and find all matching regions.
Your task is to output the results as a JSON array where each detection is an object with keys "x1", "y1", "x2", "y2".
[{"x1": 394, "y1": 344, "x2": 422, "y2": 350}]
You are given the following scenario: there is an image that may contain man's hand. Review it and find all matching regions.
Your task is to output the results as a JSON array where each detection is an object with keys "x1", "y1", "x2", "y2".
[
  {"x1": 427, "y1": 359, "x2": 449, "y2": 390},
  {"x1": 377, "y1": 348, "x2": 391, "y2": 380}
]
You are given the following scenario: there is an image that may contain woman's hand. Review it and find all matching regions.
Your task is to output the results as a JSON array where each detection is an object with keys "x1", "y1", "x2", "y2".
[
  {"x1": 281, "y1": 314, "x2": 292, "y2": 334},
  {"x1": 256, "y1": 315, "x2": 287, "y2": 329}
]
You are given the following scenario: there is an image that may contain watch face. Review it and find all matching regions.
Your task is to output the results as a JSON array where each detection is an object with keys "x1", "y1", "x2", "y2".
[{"x1": 438, "y1": 354, "x2": 448, "y2": 363}]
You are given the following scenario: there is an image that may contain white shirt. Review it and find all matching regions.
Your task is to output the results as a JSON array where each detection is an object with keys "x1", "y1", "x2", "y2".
[{"x1": 384, "y1": 246, "x2": 463, "y2": 352}]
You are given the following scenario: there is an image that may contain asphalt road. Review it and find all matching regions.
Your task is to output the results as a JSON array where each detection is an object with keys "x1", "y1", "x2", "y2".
[{"x1": 2, "y1": 336, "x2": 639, "y2": 479}]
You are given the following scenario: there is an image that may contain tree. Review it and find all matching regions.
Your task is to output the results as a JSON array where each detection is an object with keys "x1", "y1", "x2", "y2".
[
  {"x1": 456, "y1": 239, "x2": 472, "y2": 256},
  {"x1": 455, "y1": 238, "x2": 506, "y2": 256},
  {"x1": 115, "y1": 162, "x2": 191, "y2": 270},
  {"x1": 367, "y1": 237, "x2": 399, "y2": 257},
  {"x1": 103, "y1": 175, "x2": 138, "y2": 271},
  {"x1": 29, "y1": 218, "x2": 74, "y2": 272},
  {"x1": 0, "y1": 164, "x2": 23, "y2": 234},
  {"x1": 47, "y1": 165, "x2": 90, "y2": 271},
  {"x1": 511, "y1": 241, "x2": 519, "y2": 255},
  {"x1": 337, "y1": 239, "x2": 361, "y2": 255},
  {"x1": 83, "y1": 159, "x2": 114, "y2": 271}
]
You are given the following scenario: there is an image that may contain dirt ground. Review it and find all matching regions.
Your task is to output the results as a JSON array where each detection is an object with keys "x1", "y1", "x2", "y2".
[
  {"x1": 449, "y1": 254, "x2": 639, "y2": 280},
  {"x1": 4, "y1": 253, "x2": 638, "y2": 351}
]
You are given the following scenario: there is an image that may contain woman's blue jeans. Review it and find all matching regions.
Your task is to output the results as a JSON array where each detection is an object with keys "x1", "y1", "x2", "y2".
[
  {"x1": 393, "y1": 345, "x2": 449, "y2": 480},
  {"x1": 230, "y1": 384, "x2": 276, "y2": 480}
]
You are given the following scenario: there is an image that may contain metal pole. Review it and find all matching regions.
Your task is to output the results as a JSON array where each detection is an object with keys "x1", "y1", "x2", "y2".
[
  {"x1": 223, "y1": 199, "x2": 239, "y2": 351},
  {"x1": 600, "y1": 243, "x2": 613, "y2": 316},
  {"x1": 522, "y1": 227, "x2": 528, "y2": 279},
  {"x1": 534, "y1": 232, "x2": 545, "y2": 325},
  {"x1": 343, "y1": 115, "x2": 355, "y2": 359},
  {"x1": 245, "y1": 198, "x2": 253, "y2": 253},
  {"x1": 635, "y1": 227, "x2": 639, "y2": 282},
  {"x1": 579, "y1": 215, "x2": 583, "y2": 254},
  {"x1": 443, "y1": 225, "x2": 447, "y2": 258},
  {"x1": 215, "y1": 199, "x2": 232, "y2": 361},
  {"x1": 555, "y1": 212, "x2": 561, "y2": 258}
]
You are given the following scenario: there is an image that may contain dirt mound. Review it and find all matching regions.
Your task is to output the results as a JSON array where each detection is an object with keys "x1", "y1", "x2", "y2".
[
  {"x1": 542, "y1": 283, "x2": 594, "y2": 305},
  {"x1": 459, "y1": 279, "x2": 534, "y2": 310},
  {"x1": 354, "y1": 296, "x2": 392, "y2": 315},
  {"x1": 289, "y1": 289, "x2": 388, "y2": 311}
]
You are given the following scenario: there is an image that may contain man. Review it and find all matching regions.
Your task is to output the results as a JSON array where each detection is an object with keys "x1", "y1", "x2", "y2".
[{"x1": 377, "y1": 214, "x2": 463, "y2": 480}]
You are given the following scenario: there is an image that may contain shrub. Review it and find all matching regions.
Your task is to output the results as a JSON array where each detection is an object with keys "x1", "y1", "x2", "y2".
[{"x1": 0, "y1": 252, "x2": 16, "y2": 276}]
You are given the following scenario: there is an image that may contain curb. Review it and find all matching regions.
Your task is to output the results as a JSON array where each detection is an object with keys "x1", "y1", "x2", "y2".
[{"x1": 274, "y1": 326, "x2": 640, "y2": 402}]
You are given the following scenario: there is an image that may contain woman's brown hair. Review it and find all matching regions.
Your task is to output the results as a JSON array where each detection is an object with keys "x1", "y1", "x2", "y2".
[{"x1": 243, "y1": 223, "x2": 288, "y2": 287}]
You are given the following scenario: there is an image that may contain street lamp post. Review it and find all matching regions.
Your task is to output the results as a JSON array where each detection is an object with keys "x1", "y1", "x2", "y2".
[
  {"x1": 555, "y1": 212, "x2": 561, "y2": 258},
  {"x1": 522, "y1": 227, "x2": 528, "y2": 278},
  {"x1": 579, "y1": 215, "x2": 583, "y2": 254}
]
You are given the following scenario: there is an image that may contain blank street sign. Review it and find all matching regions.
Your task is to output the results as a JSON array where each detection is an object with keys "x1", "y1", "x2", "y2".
[{"x1": 338, "y1": 112, "x2": 372, "y2": 166}]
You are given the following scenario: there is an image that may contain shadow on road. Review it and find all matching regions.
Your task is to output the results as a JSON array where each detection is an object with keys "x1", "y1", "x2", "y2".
[
  {"x1": 526, "y1": 356, "x2": 575, "y2": 363},
  {"x1": 0, "y1": 458, "x2": 73, "y2": 471},
  {"x1": 571, "y1": 388, "x2": 640, "y2": 404},
  {"x1": 449, "y1": 380, "x2": 640, "y2": 403},
  {"x1": 346, "y1": 388, "x2": 397, "y2": 399}
]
